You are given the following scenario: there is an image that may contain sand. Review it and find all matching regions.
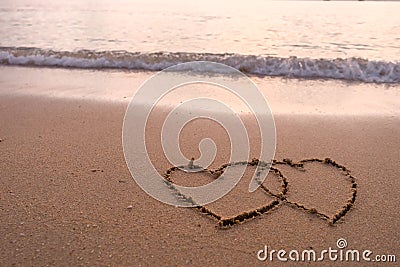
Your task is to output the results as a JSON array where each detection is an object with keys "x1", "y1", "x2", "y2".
[{"x1": 0, "y1": 66, "x2": 399, "y2": 266}]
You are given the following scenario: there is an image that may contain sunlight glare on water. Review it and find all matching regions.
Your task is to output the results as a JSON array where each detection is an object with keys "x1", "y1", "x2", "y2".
[{"x1": 0, "y1": 0, "x2": 399, "y2": 60}]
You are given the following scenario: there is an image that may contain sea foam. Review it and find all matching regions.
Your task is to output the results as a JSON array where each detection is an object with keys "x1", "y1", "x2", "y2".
[{"x1": 1, "y1": 47, "x2": 399, "y2": 83}]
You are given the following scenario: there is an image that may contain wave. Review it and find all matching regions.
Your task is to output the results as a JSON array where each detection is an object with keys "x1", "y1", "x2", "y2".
[{"x1": 0, "y1": 47, "x2": 399, "y2": 83}]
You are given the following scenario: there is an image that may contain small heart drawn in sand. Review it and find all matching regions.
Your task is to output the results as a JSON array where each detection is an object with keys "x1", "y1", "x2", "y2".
[
  {"x1": 163, "y1": 158, "x2": 357, "y2": 228},
  {"x1": 273, "y1": 158, "x2": 357, "y2": 225}
]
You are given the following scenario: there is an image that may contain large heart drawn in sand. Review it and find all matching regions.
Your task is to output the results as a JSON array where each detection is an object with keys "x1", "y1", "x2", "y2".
[{"x1": 163, "y1": 158, "x2": 357, "y2": 228}]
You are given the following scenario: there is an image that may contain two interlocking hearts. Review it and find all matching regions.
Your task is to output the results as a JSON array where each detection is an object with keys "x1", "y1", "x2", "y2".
[{"x1": 163, "y1": 158, "x2": 357, "y2": 228}]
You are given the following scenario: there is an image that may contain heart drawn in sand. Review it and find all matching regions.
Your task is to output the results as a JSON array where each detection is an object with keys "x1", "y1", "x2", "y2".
[
  {"x1": 163, "y1": 158, "x2": 357, "y2": 228},
  {"x1": 273, "y1": 158, "x2": 357, "y2": 225}
]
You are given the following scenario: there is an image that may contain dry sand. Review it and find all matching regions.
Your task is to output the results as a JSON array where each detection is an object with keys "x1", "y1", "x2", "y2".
[{"x1": 0, "y1": 66, "x2": 399, "y2": 266}]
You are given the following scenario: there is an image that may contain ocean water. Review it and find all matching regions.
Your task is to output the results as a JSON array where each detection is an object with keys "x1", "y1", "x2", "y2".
[{"x1": 0, "y1": 0, "x2": 399, "y2": 83}]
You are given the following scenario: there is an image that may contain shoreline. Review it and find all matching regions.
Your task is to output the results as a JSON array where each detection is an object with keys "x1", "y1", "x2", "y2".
[{"x1": 1, "y1": 65, "x2": 399, "y2": 116}]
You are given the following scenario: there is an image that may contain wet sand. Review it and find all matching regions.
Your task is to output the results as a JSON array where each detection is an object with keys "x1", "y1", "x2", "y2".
[{"x1": 0, "y1": 66, "x2": 399, "y2": 266}]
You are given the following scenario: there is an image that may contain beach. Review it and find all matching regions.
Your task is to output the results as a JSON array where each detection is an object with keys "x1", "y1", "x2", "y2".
[{"x1": 0, "y1": 66, "x2": 399, "y2": 266}]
